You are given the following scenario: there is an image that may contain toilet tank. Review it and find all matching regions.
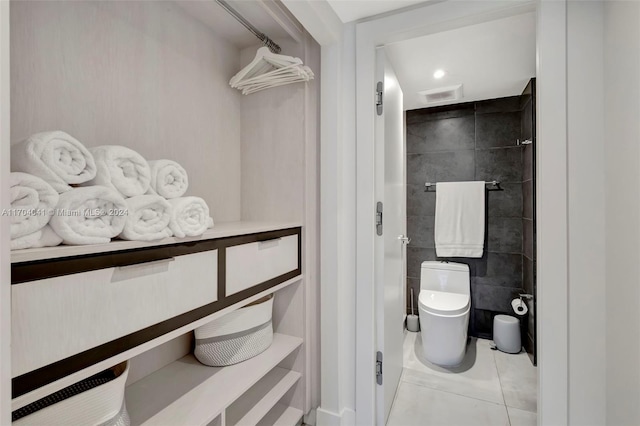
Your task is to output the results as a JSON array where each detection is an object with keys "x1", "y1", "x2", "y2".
[{"x1": 420, "y1": 261, "x2": 470, "y2": 295}]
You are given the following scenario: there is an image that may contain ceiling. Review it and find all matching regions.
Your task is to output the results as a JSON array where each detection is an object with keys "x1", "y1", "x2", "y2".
[
  {"x1": 384, "y1": 12, "x2": 536, "y2": 110},
  {"x1": 326, "y1": 0, "x2": 431, "y2": 23}
]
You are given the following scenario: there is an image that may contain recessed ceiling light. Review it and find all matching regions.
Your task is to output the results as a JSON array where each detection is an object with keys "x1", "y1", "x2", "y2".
[{"x1": 433, "y1": 69, "x2": 446, "y2": 79}]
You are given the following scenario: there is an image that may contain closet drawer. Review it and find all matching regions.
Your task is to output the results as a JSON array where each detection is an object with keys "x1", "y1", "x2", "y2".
[
  {"x1": 12, "y1": 250, "x2": 218, "y2": 377},
  {"x1": 226, "y1": 235, "x2": 298, "y2": 296}
]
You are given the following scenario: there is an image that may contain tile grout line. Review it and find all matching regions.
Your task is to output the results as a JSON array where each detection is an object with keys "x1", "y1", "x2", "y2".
[
  {"x1": 399, "y1": 375, "x2": 508, "y2": 409},
  {"x1": 493, "y1": 346, "x2": 511, "y2": 425},
  {"x1": 401, "y1": 336, "x2": 510, "y2": 409}
]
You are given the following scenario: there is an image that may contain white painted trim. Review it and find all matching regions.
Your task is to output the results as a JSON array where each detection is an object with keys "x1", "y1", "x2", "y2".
[
  {"x1": 356, "y1": 2, "x2": 552, "y2": 425},
  {"x1": 316, "y1": 407, "x2": 356, "y2": 426},
  {"x1": 303, "y1": 28, "x2": 321, "y2": 416},
  {"x1": 316, "y1": 408, "x2": 341, "y2": 426},
  {"x1": 286, "y1": 1, "x2": 570, "y2": 425},
  {"x1": 0, "y1": 1, "x2": 10, "y2": 423},
  {"x1": 536, "y1": 1, "x2": 568, "y2": 424},
  {"x1": 566, "y1": 2, "x2": 606, "y2": 424}
]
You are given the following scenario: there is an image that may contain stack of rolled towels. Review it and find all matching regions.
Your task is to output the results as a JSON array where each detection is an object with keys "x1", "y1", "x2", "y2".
[{"x1": 9, "y1": 130, "x2": 214, "y2": 250}]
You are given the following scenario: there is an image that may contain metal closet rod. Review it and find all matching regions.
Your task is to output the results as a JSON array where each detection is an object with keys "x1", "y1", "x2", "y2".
[{"x1": 215, "y1": 0, "x2": 282, "y2": 54}]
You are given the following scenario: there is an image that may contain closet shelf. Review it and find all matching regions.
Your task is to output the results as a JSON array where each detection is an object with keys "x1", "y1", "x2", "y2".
[
  {"x1": 258, "y1": 404, "x2": 304, "y2": 426},
  {"x1": 11, "y1": 221, "x2": 301, "y2": 264},
  {"x1": 125, "y1": 333, "x2": 303, "y2": 426},
  {"x1": 226, "y1": 367, "x2": 301, "y2": 426}
]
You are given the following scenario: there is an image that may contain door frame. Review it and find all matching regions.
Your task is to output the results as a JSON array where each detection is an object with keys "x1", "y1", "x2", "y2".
[
  {"x1": 282, "y1": 0, "x2": 570, "y2": 424},
  {"x1": 354, "y1": 1, "x2": 567, "y2": 425}
]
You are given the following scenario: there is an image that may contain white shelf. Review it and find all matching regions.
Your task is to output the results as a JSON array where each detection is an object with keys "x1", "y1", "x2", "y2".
[
  {"x1": 257, "y1": 404, "x2": 303, "y2": 426},
  {"x1": 125, "y1": 333, "x2": 303, "y2": 426},
  {"x1": 11, "y1": 221, "x2": 301, "y2": 263},
  {"x1": 226, "y1": 367, "x2": 301, "y2": 426}
]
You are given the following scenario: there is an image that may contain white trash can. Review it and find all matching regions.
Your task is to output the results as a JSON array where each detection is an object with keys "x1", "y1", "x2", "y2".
[{"x1": 493, "y1": 314, "x2": 521, "y2": 354}]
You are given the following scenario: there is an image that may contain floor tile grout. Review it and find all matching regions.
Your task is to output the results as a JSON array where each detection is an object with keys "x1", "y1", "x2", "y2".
[
  {"x1": 493, "y1": 348, "x2": 512, "y2": 425},
  {"x1": 400, "y1": 371, "x2": 507, "y2": 408}
]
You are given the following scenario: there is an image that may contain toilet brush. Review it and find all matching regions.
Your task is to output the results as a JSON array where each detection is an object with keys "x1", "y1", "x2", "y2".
[{"x1": 407, "y1": 288, "x2": 420, "y2": 332}]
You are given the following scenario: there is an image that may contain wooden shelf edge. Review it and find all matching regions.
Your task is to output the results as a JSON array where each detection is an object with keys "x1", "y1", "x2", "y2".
[
  {"x1": 11, "y1": 221, "x2": 302, "y2": 264},
  {"x1": 125, "y1": 333, "x2": 303, "y2": 426}
]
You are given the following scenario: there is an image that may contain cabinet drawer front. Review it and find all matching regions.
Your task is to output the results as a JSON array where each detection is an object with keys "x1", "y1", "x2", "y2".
[
  {"x1": 12, "y1": 250, "x2": 218, "y2": 377},
  {"x1": 226, "y1": 235, "x2": 298, "y2": 296}
]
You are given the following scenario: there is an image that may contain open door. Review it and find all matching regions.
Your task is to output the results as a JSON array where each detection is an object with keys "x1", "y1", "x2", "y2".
[{"x1": 374, "y1": 47, "x2": 406, "y2": 425}]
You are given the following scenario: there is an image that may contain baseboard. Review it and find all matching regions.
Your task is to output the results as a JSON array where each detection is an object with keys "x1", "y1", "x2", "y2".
[
  {"x1": 340, "y1": 408, "x2": 356, "y2": 425},
  {"x1": 316, "y1": 407, "x2": 356, "y2": 426},
  {"x1": 316, "y1": 408, "x2": 341, "y2": 426}
]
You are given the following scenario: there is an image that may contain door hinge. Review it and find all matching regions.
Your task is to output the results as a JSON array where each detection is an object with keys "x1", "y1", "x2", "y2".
[
  {"x1": 376, "y1": 202, "x2": 383, "y2": 236},
  {"x1": 376, "y1": 81, "x2": 383, "y2": 115},
  {"x1": 376, "y1": 351, "x2": 383, "y2": 385}
]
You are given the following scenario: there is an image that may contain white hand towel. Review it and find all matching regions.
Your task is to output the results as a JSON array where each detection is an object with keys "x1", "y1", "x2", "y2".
[
  {"x1": 119, "y1": 195, "x2": 173, "y2": 241},
  {"x1": 147, "y1": 160, "x2": 189, "y2": 199},
  {"x1": 84, "y1": 146, "x2": 151, "y2": 197},
  {"x1": 49, "y1": 186, "x2": 128, "y2": 245},
  {"x1": 434, "y1": 181, "x2": 485, "y2": 258},
  {"x1": 11, "y1": 131, "x2": 97, "y2": 193},
  {"x1": 168, "y1": 197, "x2": 213, "y2": 238},
  {"x1": 11, "y1": 225, "x2": 63, "y2": 250},
  {"x1": 9, "y1": 172, "x2": 59, "y2": 239}
]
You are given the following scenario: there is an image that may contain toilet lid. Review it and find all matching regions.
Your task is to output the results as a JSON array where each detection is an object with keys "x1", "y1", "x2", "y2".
[{"x1": 419, "y1": 290, "x2": 470, "y2": 316}]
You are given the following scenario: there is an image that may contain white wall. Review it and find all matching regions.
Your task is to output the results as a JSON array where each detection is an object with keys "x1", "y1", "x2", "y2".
[
  {"x1": 240, "y1": 39, "x2": 305, "y2": 223},
  {"x1": 10, "y1": 0, "x2": 242, "y2": 222},
  {"x1": 567, "y1": 2, "x2": 606, "y2": 424},
  {"x1": 604, "y1": 2, "x2": 640, "y2": 424},
  {"x1": 0, "y1": 2, "x2": 11, "y2": 424}
]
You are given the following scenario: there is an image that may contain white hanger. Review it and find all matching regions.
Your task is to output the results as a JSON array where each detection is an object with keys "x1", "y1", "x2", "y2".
[{"x1": 230, "y1": 46, "x2": 313, "y2": 95}]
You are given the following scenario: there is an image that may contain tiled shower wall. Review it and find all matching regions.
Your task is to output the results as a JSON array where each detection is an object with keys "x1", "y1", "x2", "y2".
[{"x1": 406, "y1": 95, "x2": 530, "y2": 338}]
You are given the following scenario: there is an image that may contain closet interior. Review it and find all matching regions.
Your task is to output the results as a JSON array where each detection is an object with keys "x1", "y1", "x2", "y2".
[{"x1": 7, "y1": 0, "x2": 320, "y2": 425}]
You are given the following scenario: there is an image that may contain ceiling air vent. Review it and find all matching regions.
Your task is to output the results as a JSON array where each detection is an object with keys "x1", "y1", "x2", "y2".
[{"x1": 419, "y1": 84, "x2": 463, "y2": 104}]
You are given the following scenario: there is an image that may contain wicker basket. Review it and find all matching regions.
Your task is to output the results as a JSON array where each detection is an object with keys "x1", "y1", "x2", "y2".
[
  {"x1": 13, "y1": 361, "x2": 130, "y2": 426},
  {"x1": 194, "y1": 294, "x2": 274, "y2": 366}
]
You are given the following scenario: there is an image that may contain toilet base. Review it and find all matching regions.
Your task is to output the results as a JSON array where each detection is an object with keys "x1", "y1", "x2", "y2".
[{"x1": 419, "y1": 309, "x2": 470, "y2": 367}]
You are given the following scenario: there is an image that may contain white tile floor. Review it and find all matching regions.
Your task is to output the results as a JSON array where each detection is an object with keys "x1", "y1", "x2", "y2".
[{"x1": 387, "y1": 331, "x2": 537, "y2": 426}]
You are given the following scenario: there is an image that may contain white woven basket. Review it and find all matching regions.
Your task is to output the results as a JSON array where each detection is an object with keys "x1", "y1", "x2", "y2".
[
  {"x1": 13, "y1": 361, "x2": 130, "y2": 426},
  {"x1": 194, "y1": 294, "x2": 274, "y2": 366}
]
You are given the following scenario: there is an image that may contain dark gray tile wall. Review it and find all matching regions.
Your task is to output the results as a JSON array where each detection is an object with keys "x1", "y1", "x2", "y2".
[
  {"x1": 521, "y1": 78, "x2": 537, "y2": 362},
  {"x1": 406, "y1": 96, "x2": 528, "y2": 338}
]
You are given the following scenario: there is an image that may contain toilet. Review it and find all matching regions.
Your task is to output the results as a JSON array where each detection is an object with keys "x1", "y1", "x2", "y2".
[{"x1": 418, "y1": 261, "x2": 471, "y2": 366}]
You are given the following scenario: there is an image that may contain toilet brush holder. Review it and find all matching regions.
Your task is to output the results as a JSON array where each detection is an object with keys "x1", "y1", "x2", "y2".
[
  {"x1": 407, "y1": 288, "x2": 420, "y2": 332},
  {"x1": 407, "y1": 315, "x2": 420, "y2": 332}
]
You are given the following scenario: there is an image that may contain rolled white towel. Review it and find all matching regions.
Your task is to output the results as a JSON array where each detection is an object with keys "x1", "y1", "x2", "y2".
[
  {"x1": 49, "y1": 186, "x2": 128, "y2": 245},
  {"x1": 11, "y1": 131, "x2": 97, "y2": 193},
  {"x1": 11, "y1": 225, "x2": 63, "y2": 250},
  {"x1": 148, "y1": 160, "x2": 189, "y2": 199},
  {"x1": 120, "y1": 195, "x2": 173, "y2": 241},
  {"x1": 84, "y1": 146, "x2": 151, "y2": 197},
  {"x1": 168, "y1": 197, "x2": 213, "y2": 238},
  {"x1": 9, "y1": 172, "x2": 59, "y2": 239}
]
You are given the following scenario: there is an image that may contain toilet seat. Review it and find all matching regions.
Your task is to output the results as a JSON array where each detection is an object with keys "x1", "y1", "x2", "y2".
[{"x1": 419, "y1": 290, "x2": 470, "y2": 316}]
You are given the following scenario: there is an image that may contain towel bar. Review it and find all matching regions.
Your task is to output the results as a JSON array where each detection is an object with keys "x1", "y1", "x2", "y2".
[{"x1": 424, "y1": 181, "x2": 501, "y2": 191}]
